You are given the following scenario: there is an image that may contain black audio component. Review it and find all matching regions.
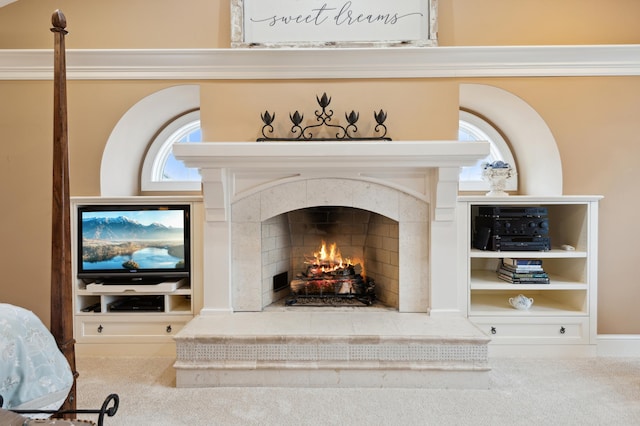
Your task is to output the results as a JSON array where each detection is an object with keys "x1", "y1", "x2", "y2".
[
  {"x1": 473, "y1": 205, "x2": 551, "y2": 251},
  {"x1": 108, "y1": 296, "x2": 164, "y2": 312},
  {"x1": 488, "y1": 235, "x2": 551, "y2": 251},
  {"x1": 473, "y1": 226, "x2": 492, "y2": 250},
  {"x1": 475, "y1": 215, "x2": 549, "y2": 236},
  {"x1": 477, "y1": 206, "x2": 549, "y2": 217}
]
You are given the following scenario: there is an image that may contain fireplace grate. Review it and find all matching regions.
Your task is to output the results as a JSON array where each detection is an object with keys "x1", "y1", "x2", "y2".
[
  {"x1": 285, "y1": 294, "x2": 375, "y2": 307},
  {"x1": 286, "y1": 267, "x2": 376, "y2": 307}
]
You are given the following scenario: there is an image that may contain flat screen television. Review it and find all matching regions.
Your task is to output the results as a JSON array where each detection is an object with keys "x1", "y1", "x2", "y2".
[{"x1": 77, "y1": 204, "x2": 191, "y2": 284}]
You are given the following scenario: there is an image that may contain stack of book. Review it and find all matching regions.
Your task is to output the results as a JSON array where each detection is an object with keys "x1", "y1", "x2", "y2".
[{"x1": 497, "y1": 258, "x2": 550, "y2": 284}]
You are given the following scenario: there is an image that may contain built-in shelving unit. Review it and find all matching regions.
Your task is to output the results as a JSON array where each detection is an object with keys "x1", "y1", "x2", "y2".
[
  {"x1": 458, "y1": 195, "x2": 601, "y2": 356},
  {"x1": 71, "y1": 196, "x2": 203, "y2": 355}
]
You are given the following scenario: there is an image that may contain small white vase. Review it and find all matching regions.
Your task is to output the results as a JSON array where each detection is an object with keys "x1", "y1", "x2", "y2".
[{"x1": 482, "y1": 164, "x2": 515, "y2": 196}]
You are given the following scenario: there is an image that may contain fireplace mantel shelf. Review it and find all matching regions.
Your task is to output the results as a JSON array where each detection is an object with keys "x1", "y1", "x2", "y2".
[
  {"x1": 175, "y1": 140, "x2": 489, "y2": 222},
  {"x1": 174, "y1": 140, "x2": 488, "y2": 170}
]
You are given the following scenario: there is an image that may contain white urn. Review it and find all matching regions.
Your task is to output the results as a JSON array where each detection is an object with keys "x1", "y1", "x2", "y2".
[{"x1": 482, "y1": 161, "x2": 516, "y2": 196}]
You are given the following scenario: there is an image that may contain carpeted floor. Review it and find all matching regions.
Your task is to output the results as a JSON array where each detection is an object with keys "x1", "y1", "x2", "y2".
[{"x1": 75, "y1": 356, "x2": 640, "y2": 425}]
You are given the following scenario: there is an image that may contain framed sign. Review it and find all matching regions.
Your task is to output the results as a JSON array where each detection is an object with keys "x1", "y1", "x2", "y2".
[{"x1": 231, "y1": 0, "x2": 438, "y2": 48}]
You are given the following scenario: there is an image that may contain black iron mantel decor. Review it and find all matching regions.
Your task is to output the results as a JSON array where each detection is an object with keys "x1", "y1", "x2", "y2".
[{"x1": 258, "y1": 93, "x2": 391, "y2": 141}]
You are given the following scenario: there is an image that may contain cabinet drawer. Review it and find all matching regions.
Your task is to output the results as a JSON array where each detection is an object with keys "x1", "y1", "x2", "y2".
[
  {"x1": 471, "y1": 317, "x2": 589, "y2": 344},
  {"x1": 77, "y1": 316, "x2": 189, "y2": 340}
]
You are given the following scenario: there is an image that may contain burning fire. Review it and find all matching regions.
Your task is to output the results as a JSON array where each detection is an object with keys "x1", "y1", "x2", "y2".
[
  {"x1": 290, "y1": 240, "x2": 375, "y2": 303},
  {"x1": 305, "y1": 241, "x2": 364, "y2": 276}
]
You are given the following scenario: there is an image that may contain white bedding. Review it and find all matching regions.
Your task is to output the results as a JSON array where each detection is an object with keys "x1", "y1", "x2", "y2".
[{"x1": 0, "y1": 303, "x2": 73, "y2": 417}]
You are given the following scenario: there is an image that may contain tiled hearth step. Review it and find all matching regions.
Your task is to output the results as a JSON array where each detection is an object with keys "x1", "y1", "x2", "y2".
[
  {"x1": 177, "y1": 338, "x2": 487, "y2": 364},
  {"x1": 173, "y1": 312, "x2": 491, "y2": 389}
]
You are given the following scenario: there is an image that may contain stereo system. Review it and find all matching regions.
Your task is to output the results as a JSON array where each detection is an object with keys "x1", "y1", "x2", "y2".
[{"x1": 473, "y1": 206, "x2": 551, "y2": 251}]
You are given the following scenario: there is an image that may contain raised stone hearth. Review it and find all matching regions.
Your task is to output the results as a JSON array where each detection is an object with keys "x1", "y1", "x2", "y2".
[
  {"x1": 174, "y1": 311, "x2": 490, "y2": 388},
  {"x1": 173, "y1": 140, "x2": 491, "y2": 388}
]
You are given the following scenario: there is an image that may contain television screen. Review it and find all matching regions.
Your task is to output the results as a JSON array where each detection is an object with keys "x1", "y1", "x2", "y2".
[{"x1": 77, "y1": 204, "x2": 190, "y2": 284}]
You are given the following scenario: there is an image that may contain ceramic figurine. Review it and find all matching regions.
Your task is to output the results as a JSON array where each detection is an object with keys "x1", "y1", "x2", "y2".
[
  {"x1": 482, "y1": 161, "x2": 516, "y2": 196},
  {"x1": 509, "y1": 294, "x2": 534, "y2": 310}
]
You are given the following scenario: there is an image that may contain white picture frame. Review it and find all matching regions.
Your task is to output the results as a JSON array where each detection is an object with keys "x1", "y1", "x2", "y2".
[{"x1": 231, "y1": 0, "x2": 438, "y2": 48}]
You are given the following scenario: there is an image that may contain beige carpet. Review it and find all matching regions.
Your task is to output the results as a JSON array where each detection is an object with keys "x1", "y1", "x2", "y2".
[{"x1": 75, "y1": 356, "x2": 640, "y2": 425}]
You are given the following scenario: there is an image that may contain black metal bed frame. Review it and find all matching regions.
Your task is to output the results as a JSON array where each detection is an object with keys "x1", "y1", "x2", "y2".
[{"x1": 0, "y1": 394, "x2": 119, "y2": 426}]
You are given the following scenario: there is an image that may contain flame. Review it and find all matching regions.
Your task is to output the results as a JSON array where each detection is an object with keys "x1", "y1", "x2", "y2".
[
  {"x1": 305, "y1": 241, "x2": 364, "y2": 276},
  {"x1": 305, "y1": 241, "x2": 340, "y2": 271}
]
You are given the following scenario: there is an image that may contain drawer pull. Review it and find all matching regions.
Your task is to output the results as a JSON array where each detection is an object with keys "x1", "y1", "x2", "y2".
[
  {"x1": 560, "y1": 326, "x2": 566, "y2": 334},
  {"x1": 490, "y1": 327, "x2": 497, "y2": 335},
  {"x1": 97, "y1": 325, "x2": 103, "y2": 333},
  {"x1": 166, "y1": 325, "x2": 172, "y2": 333}
]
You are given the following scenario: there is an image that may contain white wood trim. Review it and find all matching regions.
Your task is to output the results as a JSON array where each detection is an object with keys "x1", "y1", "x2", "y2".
[
  {"x1": 597, "y1": 334, "x2": 640, "y2": 357},
  {"x1": 1, "y1": 45, "x2": 640, "y2": 80}
]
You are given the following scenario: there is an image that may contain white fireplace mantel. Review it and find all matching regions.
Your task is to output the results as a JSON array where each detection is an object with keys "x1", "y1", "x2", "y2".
[
  {"x1": 174, "y1": 139, "x2": 488, "y2": 315},
  {"x1": 174, "y1": 140, "x2": 488, "y2": 222}
]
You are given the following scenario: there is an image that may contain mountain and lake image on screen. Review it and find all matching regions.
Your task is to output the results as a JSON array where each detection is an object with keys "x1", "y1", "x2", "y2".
[{"x1": 77, "y1": 205, "x2": 190, "y2": 282}]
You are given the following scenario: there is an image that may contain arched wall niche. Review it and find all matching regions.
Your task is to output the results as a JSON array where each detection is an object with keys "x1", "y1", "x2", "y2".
[
  {"x1": 100, "y1": 84, "x2": 200, "y2": 196},
  {"x1": 459, "y1": 83, "x2": 562, "y2": 195}
]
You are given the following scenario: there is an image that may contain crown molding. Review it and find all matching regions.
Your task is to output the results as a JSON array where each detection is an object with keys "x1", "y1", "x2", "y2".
[{"x1": 1, "y1": 45, "x2": 640, "y2": 80}]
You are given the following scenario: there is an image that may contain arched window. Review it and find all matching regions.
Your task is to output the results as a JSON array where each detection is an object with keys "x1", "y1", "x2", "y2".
[
  {"x1": 458, "y1": 110, "x2": 517, "y2": 192},
  {"x1": 141, "y1": 110, "x2": 202, "y2": 191}
]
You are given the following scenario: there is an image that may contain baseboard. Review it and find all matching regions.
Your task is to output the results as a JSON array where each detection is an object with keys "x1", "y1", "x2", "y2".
[
  {"x1": 488, "y1": 344, "x2": 596, "y2": 358},
  {"x1": 198, "y1": 308, "x2": 234, "y2": 315},
  {"x1": 74, "y1": 336, "x2": 640, "y2": 358},
  {"x1": 597, "y1": 334, "x2": 640, "y2": 357}
]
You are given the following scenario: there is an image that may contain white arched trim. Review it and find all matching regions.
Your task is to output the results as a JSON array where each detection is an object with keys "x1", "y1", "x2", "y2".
[
  {"x1": 100, "y1": 84, "x2": 200, "y2": 196},
  {"x1": 460, "y1": 84, "x2": 562, "y2": 195},
  {"x1": 140, "y1": 110, "x2": 201, "y2": 192}
]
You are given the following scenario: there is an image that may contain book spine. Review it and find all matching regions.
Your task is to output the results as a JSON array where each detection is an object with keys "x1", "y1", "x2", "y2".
[
  {"x1": 497, "y1": 268, "x2": 548, "y2": 278},
  {"x1": 498, "y1": 273, "x2": 550, "y2": 284},
  {"x1": 499, "y1": 264, "x2": 544, "y2": 273},
  {"x1": 502, "y1": 257, "x2": 543, "y2": 266}
]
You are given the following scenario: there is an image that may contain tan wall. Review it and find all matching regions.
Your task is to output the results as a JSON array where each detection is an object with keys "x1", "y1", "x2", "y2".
[
  {"x1": 2, "y1": 0, "x2": 640, "y2": 48},
  {"x1": 0, "y1": 0, "x2": 231, "y2": 48},
  {"x1": 200, "y1": 80, "x2": 458, "y2": 141},
  {"x1": 1, "y1": 0, "x2": 640, "y2": 334},
  {"x1": 438, "y1": 0, "x2": 640, "y2": 46},
  {"x1": 0, "y1": 81, "x2": 52, "y2": 314}
]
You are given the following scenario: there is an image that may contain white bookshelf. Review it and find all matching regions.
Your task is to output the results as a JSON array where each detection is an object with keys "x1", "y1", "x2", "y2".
[{"x1": 458, "y1": 195, "x2": 601, "y2": 356}]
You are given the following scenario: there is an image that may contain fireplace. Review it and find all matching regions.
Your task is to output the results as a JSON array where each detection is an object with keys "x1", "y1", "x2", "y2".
[
  {"x1": 269, "y1": 206, "x2": 397, "y2": 307},
  {"x1": 174, "y1": 140, "x2": 488, "y2": 315},
  {"x1": 231, "y1": 174, "x2": 430, "y2": 311},
  {"x1": 172, "y1": 140, "x2": 492, "y2": 388}
]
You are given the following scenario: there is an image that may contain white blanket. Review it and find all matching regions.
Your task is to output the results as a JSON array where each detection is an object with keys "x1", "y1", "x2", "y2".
[{"x1": 0, "y1": 303, "x2": 73, "y2": 416}]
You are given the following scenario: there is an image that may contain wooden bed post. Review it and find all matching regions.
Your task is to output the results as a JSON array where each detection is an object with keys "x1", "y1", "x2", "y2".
[{"x1": 50, "y1": 9, "x2": 77, "y2": 415}]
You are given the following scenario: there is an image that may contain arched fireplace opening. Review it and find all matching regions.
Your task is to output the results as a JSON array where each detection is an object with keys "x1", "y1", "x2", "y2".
[
  {"x1": 230, "y1": 177, "x2": 431, "y2": 313},
  {"x1": 263, "y1": 206, "x2": 399, "y2": 309}
]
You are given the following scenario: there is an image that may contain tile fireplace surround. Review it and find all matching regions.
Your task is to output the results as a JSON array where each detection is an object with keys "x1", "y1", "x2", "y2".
[{"x1": 172, "y1": 140, "x2": 492, "y2": 388}]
